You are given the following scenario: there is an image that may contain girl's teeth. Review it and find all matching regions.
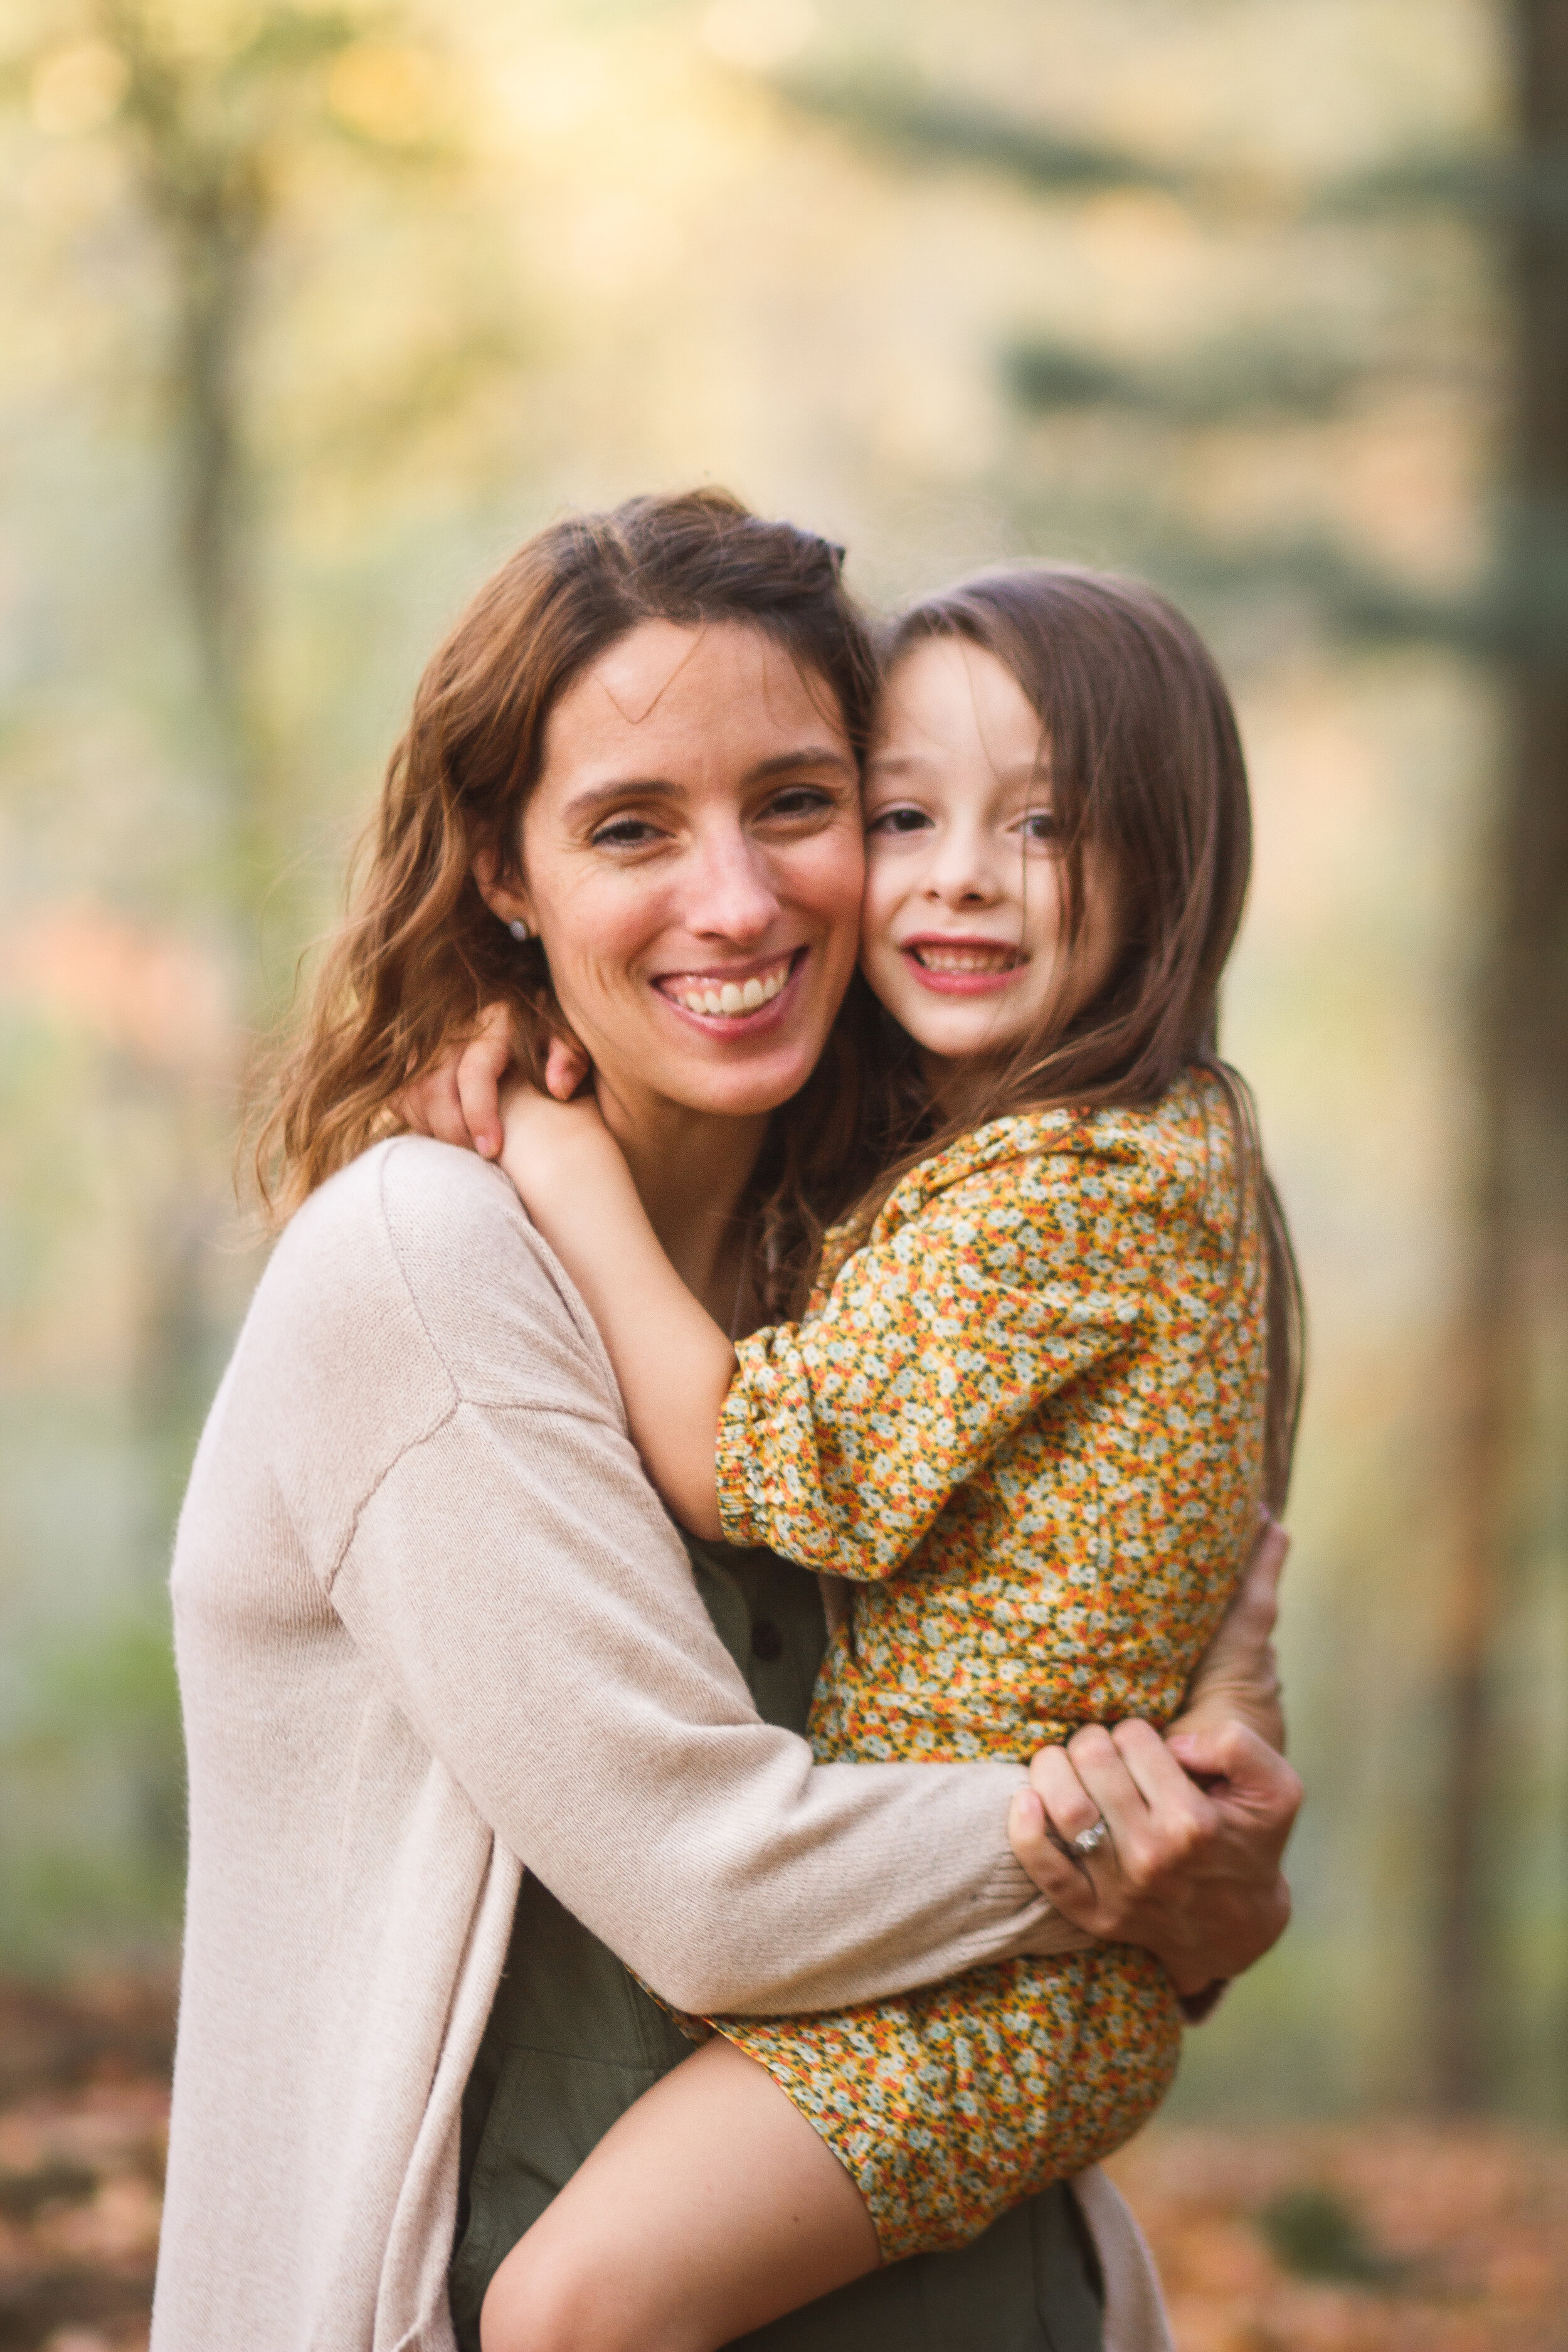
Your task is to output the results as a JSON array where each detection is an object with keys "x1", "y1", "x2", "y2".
[
  {"x1": 917, "y1": 947, "x2": 1017, "y2": 972},
  {"x1": 741, "y1": 977, "x2": 765, "y2": 1010}
]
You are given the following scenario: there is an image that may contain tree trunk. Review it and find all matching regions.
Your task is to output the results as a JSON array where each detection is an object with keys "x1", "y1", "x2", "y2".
[{"x1": 1434, "y1": 0, "x2": 1568, "y2": 2111}]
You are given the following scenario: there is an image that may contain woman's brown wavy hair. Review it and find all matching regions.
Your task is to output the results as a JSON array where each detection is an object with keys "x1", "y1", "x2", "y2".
[
  {"x1": 253, "y1": 488, "x2": 881, "y2": 1305},
  {"x1": 850, "y1": 565, "x2": 1305, "y2": 1508}
]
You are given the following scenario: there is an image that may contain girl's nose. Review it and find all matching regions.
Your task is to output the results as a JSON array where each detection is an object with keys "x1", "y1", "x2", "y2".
[
  {"x1": 925, "y1": 822, "x2": 1001, "y2": 908},
  {"x1": 687, "y1": 824, "x2": 781, "y2": 944}
]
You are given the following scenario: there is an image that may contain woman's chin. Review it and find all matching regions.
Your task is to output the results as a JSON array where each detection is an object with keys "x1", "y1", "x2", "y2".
[
  {"x1": 607, "y1": 1034, "x2": 826, "y2": 1126},
  {"x1": 675, "y1": 1051, "x2": 821, "y2": 1121}
]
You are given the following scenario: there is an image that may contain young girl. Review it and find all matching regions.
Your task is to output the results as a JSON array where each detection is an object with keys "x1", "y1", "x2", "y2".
[{"x1": 453, "y1": 565, "x2": 1301, "y2": 2351}]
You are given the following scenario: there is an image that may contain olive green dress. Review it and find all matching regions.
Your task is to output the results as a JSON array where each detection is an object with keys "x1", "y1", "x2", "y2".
[{"x1": 448, "y1": 1539, "x2": 1105, "y2": 2352}]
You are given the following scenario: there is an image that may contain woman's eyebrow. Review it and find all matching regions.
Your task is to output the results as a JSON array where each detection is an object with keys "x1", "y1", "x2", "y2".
[
  {"x1": 561, "y1": 776, "x2": 682, "y2": 825},
  {"x1": 744, "y1": 746, "x2": 857, "y2": 782}
]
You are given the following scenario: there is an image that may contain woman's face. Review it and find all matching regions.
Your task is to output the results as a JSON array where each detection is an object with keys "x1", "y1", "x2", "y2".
[{"x1": 497, "y1": 620, "x2": 865, "y2": 1129}]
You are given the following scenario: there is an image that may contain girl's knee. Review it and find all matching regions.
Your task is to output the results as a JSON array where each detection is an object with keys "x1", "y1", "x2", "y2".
[{"x1": 479, "y1": 2230, "x2": 689, "y2": 2352}]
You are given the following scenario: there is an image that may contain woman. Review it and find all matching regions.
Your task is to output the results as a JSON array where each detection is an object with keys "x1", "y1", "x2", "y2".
[{"x1": 151, "y1": 491, "x2": 1299, "y2": 2352}]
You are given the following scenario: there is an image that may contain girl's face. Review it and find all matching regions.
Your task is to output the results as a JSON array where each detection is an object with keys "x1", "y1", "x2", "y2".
[
  {"x1": 859, "y1": 636, "x2": 1121, "y2": 1088},
  {"x1": 487, "y1": 618, "x2": 865, "y2": 1131}
]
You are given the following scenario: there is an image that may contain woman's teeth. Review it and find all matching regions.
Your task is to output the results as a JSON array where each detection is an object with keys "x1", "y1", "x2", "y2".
[
  {"x1": 911, "y1": 945, "x2": 1021, "y2": 973},
  {"x1": 670, "y1": 958, "x2": 792, "y2": 1017}
]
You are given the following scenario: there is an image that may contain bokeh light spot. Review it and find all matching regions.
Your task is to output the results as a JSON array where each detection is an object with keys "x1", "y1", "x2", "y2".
[
  {"x1": 29, "y1": 41, "x2": 129, "y2": 139},
  {"x1": 326, "y1": 43, "x2": 443, "y2": 145},
  {"x1": 699, "y1": 0, "x2": 816, "y2": 73}
]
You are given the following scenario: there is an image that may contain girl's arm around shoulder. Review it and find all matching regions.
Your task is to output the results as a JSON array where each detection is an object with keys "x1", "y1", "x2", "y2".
[
  {"x1": 497, "y1": 1083, "x2": 734, "y2": 1537},
  {"x1": 716, "y1": 1119, "x2": 1164, "y2": 1577}
]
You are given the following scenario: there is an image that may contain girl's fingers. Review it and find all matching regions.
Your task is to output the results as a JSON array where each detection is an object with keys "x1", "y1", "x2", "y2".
[
  {"x1": 544, "y1": 1032, "x2": 592, "y2": 1100},
  {"x1": 424, "y1": 1066, "x2": 479, "y2": 1151},
  {"x1": 391, "y1": 1083, "x2": 429, "y2": 1136},
  {"x1": 455, "y1": 1030, "x2": 513, "y2": 1159}
]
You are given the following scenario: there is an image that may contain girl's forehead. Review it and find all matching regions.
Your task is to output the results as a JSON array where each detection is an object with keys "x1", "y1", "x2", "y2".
[{"x1": 871, "y1": 637, "x2": 1045, "y2": 770}]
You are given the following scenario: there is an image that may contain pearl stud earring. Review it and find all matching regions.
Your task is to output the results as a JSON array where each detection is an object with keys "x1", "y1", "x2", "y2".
[{"x1": 507, "y1": 917, "x2": 531, "y2": 943}]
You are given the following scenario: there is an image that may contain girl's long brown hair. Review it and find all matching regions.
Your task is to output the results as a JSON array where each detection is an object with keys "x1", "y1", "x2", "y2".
[
  {"x1": 853, "y1": 566, "x2": 1305, "y2": 1508},
  {"x1": 253, "y1": 488, "x2": 881, "y2": 1307}
]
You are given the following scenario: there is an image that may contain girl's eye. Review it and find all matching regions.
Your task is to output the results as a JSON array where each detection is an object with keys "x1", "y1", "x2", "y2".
[
  {"x1": 867, "y1": 804, "x2": 932, "y2": 837},
  {"x1": 1017, "y1": 810, "x2": 1061, "y2": 845}
]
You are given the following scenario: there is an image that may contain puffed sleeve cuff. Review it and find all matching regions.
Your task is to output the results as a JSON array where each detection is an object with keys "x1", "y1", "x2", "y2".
[{"x1": 713, "y1": 1335, "x2": 780, "y2": 1550}]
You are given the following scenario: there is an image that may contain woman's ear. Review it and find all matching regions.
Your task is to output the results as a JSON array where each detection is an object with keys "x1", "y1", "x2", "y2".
[{"x1": 472, "y1": 847, "x2": 536, "y2": 935}]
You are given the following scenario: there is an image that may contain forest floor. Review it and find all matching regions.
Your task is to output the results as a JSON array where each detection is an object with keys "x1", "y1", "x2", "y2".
[{"x1": 1, "y1": 1978, "x2": 1564, "y2": 2352}]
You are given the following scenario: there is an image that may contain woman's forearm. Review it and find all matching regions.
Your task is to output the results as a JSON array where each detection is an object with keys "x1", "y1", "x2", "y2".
[
  {"x1": 327, "y1": 1146, "x2": 1074, "y2": 2015},
  {"x1": 1170, "y1": 1517, "x2": 1288, "y2": 1752},
  {"x1": 335, "y1": 1431, "x2": 1079, "y2": 2013}
]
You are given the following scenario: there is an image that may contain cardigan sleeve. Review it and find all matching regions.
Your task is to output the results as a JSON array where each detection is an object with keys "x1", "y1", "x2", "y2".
[
  {"x1": 318, "y1": 1138, "x2": 1089, "y2": 2018},
  {"x1": 714, "y1": 1135, "x2": 1152, "y2": 1577}
]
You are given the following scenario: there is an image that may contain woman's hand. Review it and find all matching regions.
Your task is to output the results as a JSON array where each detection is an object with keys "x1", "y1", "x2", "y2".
[
  {"x1": 1169, "y1": 1515, "x2": 1288, "y2": 1754},
  {"x1": 1008, "y1": 1517, "x2": 1300, "y2": 1998},
  {"x1": 393, "y1": 1002, "x2": 590, "y2": 1158},
  {"x1": 1009, "y1": 1718, "x2": 1300, "y2": 1999}
]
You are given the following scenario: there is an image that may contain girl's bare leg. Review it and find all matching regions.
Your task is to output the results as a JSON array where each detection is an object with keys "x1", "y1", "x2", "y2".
[{"x1": 479, "y1": 2033, "x2": 880, "y2": 2352}]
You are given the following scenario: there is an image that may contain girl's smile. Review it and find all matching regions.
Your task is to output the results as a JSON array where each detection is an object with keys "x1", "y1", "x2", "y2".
[{"x1": 900, "y1": 935, "x2": 1027, "y2": 995}]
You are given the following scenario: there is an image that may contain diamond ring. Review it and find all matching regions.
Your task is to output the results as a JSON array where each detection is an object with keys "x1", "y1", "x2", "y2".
[{"x1": 1073, "y1": 1819, "x2": 1110, "y2": 1858}]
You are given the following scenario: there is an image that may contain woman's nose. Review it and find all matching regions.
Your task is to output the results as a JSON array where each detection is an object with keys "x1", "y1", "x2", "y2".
[{"x1": 686, "y1": 827, "x2": 781, "y2": 943}]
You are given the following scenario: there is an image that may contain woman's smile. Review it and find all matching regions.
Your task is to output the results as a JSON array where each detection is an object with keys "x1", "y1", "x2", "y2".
[{"x1": 655, "y1": 945, "x2": 805, "y2": 1025}]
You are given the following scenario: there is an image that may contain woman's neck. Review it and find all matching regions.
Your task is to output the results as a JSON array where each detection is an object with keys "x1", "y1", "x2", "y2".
[{"x1": 595, "y1": 1085, "x2": 770, "y2": 1327}]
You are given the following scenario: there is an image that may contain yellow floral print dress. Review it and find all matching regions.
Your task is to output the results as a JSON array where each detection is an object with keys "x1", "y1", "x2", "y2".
[{"x1": 707, "y1": 1071, "x2": 1268, "y2": 2262}]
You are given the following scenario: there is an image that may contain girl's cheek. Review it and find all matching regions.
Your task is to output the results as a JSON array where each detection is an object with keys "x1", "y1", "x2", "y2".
[{"x1": 857, "y1": 854, "x2": 901, "y2": 954}]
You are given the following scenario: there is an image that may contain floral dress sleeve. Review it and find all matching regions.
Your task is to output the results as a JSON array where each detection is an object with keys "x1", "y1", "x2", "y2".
[{"x1": 715, "y1": 1120, "x2": 1157, "y2": 1578}]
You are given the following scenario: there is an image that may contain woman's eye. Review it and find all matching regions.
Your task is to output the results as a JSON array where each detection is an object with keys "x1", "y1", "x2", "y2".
[
  {"x1": 763, "y1": 786, "x2": 835, "y2": 822},
  {"x1": 590, "y1": 815, "x2": 665, "y2": 850},
  {"x1": 867, "y1": 805, "x2": 931, "y2": 837}
]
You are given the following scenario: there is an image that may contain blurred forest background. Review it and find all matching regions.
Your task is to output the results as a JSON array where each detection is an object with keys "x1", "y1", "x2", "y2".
[{"x1": 2, "y1": 0, "x2": 1565, "y2": 2172}]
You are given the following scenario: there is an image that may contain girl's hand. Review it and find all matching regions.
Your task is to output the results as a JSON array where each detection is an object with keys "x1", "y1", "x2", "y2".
[
  {"x1": 1009, "y1": 1718, "x2": 1300, "y2": 1998},
  {"x1": 497, "y1": 1073, "x2": 619, "y2": 1209},
  {"x1": 393, "y1": 1003, "x2": 591, "y2": 1158}
]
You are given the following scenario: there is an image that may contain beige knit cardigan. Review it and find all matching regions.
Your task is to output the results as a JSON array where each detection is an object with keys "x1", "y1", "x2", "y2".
[{"x1": 151, "y1": 1136, "x2": 1173, "y2": 2352}]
